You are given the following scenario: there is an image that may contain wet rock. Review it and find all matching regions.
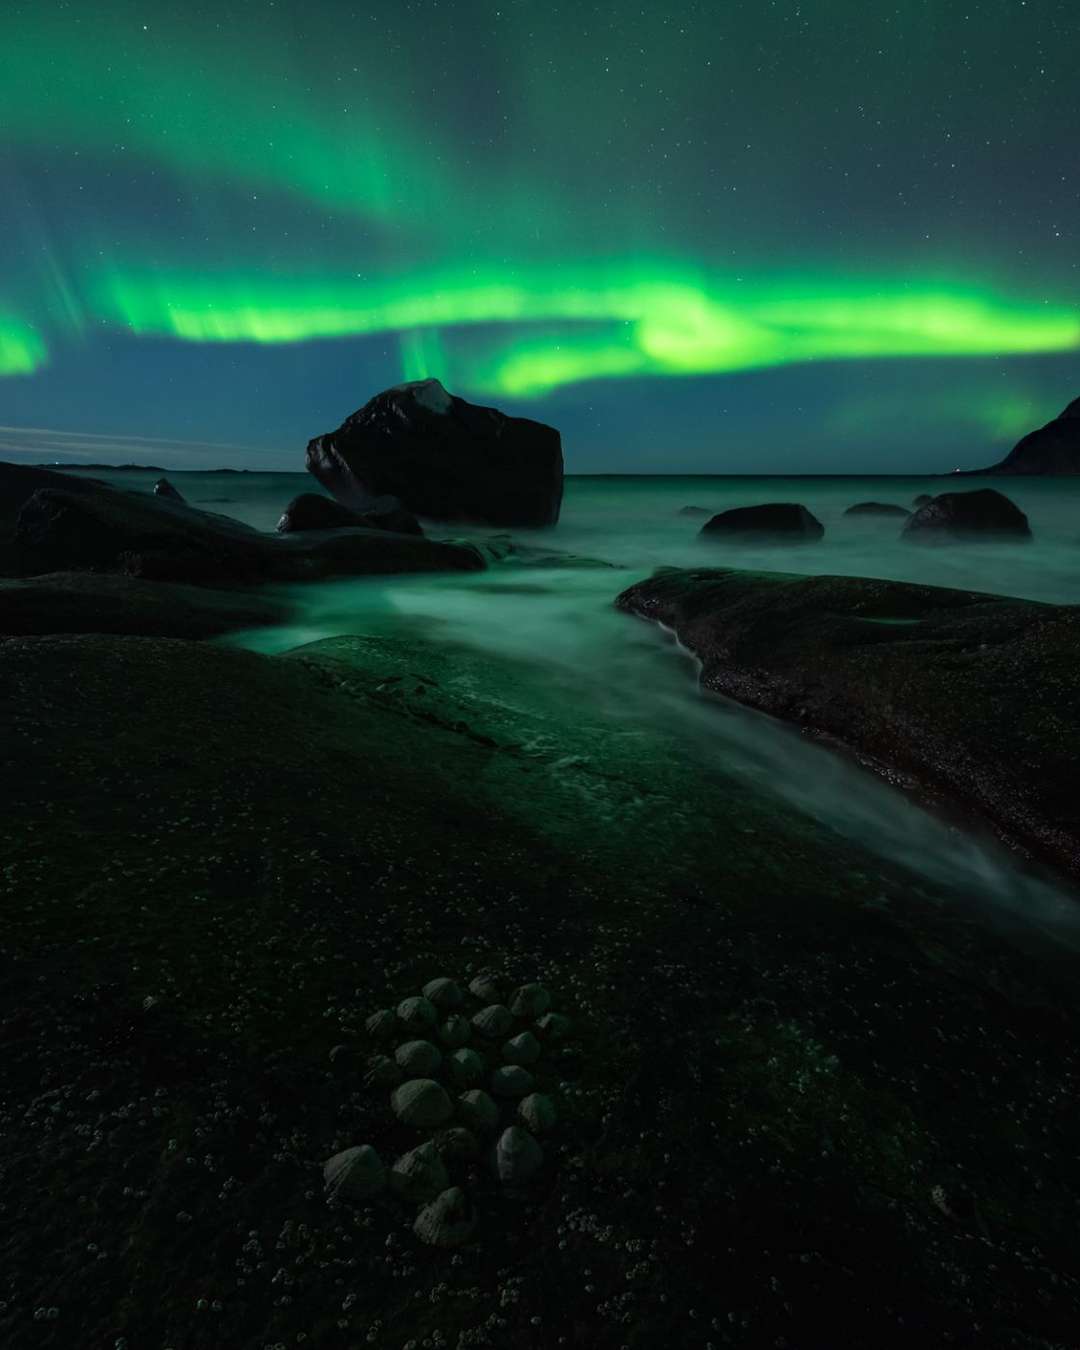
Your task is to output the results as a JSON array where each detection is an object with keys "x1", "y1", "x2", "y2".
[
  {"x1": 699, "y1": 503, "x2": 824, "y2": 542},
  {"x1": 491, "y1": 1065, "x2": 534, "y2": 1098},
  {"x1": 305, "y1": 379, "x2": 564, "y2": 527},
  {"x1": 390, "y1": 1141, "x2": 450, "y2": 1203},
  {"x1": 517, "y1": 1092, "x2": 557, "y2": 1133},
  {"x1": 390, "y1": 1078, "x2": 453, "y2": 1128},
  {"x1": 902, "y1": 489, "x2": 1031, "y2": 543},
  {"x1": 413, "y1": 1186, "x2": 476, "y2": 1248},
  {"x1": 324, "y1": 1145, "x2": 386, "y2": 1202},
  {"x1": 422, "y1": 977, "x2": 464, "y2": 1010},
  {"x1": 502, "y1": 1031, "x2": 540, "y2": 1066},
  {"x1": 276, "y1": 491, "x2": 422, "y2": 536},
  {"x1": 509, "y1": 983, "x2": 551, "y2": 1019},
  {"x1": 457, "y1": 1090, "x2": 500, "y2": 1132},
  {"x1": 472, "y1": 1004, "x2": 513, "y2": 1038},
  {"x1": 153, "y1": 478, "x2": 184, "y2": 502},
  {"x1": 394, "y1": 1039, "x2": 442, "y2": 1075},
  {"x1": 493, "y1": 1126, "x2": 543, "y2": 1186},
  {"x1": 616, "y1": 566, "x2": 1080, "y2": 881}
]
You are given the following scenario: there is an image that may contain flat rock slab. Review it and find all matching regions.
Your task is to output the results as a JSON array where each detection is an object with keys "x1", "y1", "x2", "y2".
[
  {"x1": 0, "y1": 571, "x2": 292, "y2": 638},
  {"x1": 617, "y1": 567, "x2": 1080, "y2": 882}
]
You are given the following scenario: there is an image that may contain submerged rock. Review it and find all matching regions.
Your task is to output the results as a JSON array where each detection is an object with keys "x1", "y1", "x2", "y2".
[
  {"x1": 843, "y1": 502, "x2": 911, "y2": 518},
  {"x1": 902, "y1": 489, "x2": 1031, "y2": 543},
  {"x1": 699, "y1": 503, "x2": 824, "y2": 542},
  {"x1": 305, "y1": 379, "x2": 564, "y2": 527}
]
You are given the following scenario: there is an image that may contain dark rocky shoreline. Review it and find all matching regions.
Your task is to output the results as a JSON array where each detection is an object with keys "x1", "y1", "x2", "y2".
[{"x1": 4, "y1": 451, "x2": 1080, "y2": 1347}]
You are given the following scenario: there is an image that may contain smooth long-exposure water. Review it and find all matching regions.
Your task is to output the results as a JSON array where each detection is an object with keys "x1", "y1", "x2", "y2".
[{"x1": 57, "y1": 467, "x2": 1080, "y2": 942}]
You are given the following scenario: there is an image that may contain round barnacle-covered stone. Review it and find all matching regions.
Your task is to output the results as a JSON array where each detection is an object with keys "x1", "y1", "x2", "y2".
[
  {"x1": 457, "y1": 1089, "x2": 500, "y2": 1133},
  {"x1": 422, "y1": 977, "x2": 464, "y2": 1010},
  {"x1": 517, "y1": 1092, "x2": 557, "y2": 1133},
  {"x1": 365, "y1": 1008, "x2": 397, "y2": 1041},
  {"x1": 390, "y1": 1140, "x2": 450, "y2": 1204},
  {"x1": 509, "y1": 983, "x2": 552, "y2": 1019},
  {"x1": 472, "y1": 1004, "x2": 513, "y2": 1039},
  {"x1": 397, "y1": 996, "x2": 437, "y2": 1031},
  {"x1": 437, "y1": 1014, "x2": 471, "y2": 1049},
  {"x1": 502, "y1": 1031, "x2": 540, "y2": 1066},
  {"x1": 365, "y1": 1054, "x2": 402, "y2": 1087},
  {"x1": 323, "y1": 1145, "x2": 386, "y2": 1202},
  {"x1": 493, "y1": 1126, "x2": 543, "y2": 1187},
  {"x1": 395, "y1": 1039, "x2": 442, "y2": 1076},
  {"x1": 432, "y1": 1126, "x2": 479, "y2": 1162},
  {"x1": 491, "y1": 1064, "x2": 534, "y2": 1099},
  {"x1": 390, "y1": 1078, "x2": 453, "y2": 1128},
  {"x1": 468, "y1": 972, "x2": 502, "y2": 1002},
  {"x1": 413, "y1": 1186, "x2": 476, "y2": 1249},
  {"x1": 535, "y1": 1012, "x2": 572, "y2": 1040},
  {"x1": 446, "y1": 1047, "x2": 485, "y2": 1088}
]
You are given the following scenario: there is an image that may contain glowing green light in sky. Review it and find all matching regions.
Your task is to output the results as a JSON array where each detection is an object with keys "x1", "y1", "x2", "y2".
[
  {"x1": 0, "y1": 319, "x2": 47, "y2": 375},
  {"x1": 91, "y1": 263, "x2": 1080, "y2": 397}
]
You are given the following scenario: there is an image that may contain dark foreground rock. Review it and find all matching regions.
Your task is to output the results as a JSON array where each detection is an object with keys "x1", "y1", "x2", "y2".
[
  {"x1": 843, "y1": 501, "x2": 911, "y2": 518},
  {"x1": 153, "y1": 477, "x2": 184, "y2": 502},
  {"x1": 617, "y1": 566, "x2": 1080, "y2": 880},
  {"x1": 2, "y1": 629, "x2": 1079, "y2": 1348},
  {"x1": 0, "y1": 571, "x2": 290, "y2": 638},
  {"x1": 913, "y1": 493, "x2": 933, "y2": 507},
  {"x1": 276, "y1": 491, "x2": 422, "y2": 536},
  {"x1": 966, "y1": 395, "x2": 1080, "y2": 475},
  {"x1": 306, "y1": 378, "x2": 564, "y2": 526},
  {"x1": 1, "y1": 461, "x2": 482, "y2": 584},
  {"x1": 903, "y1": 488, "x2": 1031, "y2": 543},
  {"x1": 700, "y1": 502, "x2": 825, "y2": 541}
]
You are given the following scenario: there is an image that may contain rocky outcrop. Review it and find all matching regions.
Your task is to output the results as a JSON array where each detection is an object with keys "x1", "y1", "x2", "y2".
[
  {"x1": 902, "y1": 489, "x2": 1031, "y2": 543},
  {"x1": 277, "y1": 492, "x2": 422, "y2": 536},
  {"x1": 616, "y1": 567, "x2": 1080, "y2": 880},
  {"x1": 0, "y1": 572, "x2": 289, "y2": 638},
  {"x1": 154, "y1": 478, "x2": 184, "y2": 502},
  {"x1": 1, "y1": 461, "x2": 483, "y2": 585},
  {"x1": 699, "y1": 503, "x2": 824, "y2": 542},
  {"x1": 967, "y1": 397, "x2": 1080, "y2": 474},
  {"x1": 843, "y1": 502, "x2": 910, "y2": 518},
  {"x1": 306, "y1": 379, "x2": 564, "y2": 527}
]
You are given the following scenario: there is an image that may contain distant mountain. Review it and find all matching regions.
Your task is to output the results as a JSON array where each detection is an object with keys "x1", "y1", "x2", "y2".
[
  {"x1": 40, "y1": 462, "x2": 168, "y2": 472},
  {"x1": 965, "y1": 397, "x2": 1080, "y2": 475}
]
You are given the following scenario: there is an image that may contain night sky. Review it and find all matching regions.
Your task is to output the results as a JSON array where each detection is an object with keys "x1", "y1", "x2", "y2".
[{"x1": 3, "y1": 0, "x2": 1079, "y2": 471}]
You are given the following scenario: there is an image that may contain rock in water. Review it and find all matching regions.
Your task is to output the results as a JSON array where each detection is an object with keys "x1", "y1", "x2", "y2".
[
  {"x1": 699, "y1": 503, "x2": 824, "y2": 542},
  {"x1": 305, "y1": 379, "x2": 564, "y2": 527},
  {"x1": 154, "y1": 478, "x2": 184, "y2": 502},
  {"x1": 843, "y1": 502, "x2": 911, "y2": 518},
  {"x1": 276, "y1": 492, "x2": 422, "y2": 536},
  {"x1": 902, "y1": 489, "x2": 1031, "y2": 543},
  {"x1": 967, "y1": 396, "x2": 1080, "y2": 474}
]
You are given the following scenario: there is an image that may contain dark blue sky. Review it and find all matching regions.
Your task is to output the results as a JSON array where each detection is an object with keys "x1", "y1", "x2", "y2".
[{"x1": 3, "y1": 0, "x2": 1079, "y2": 470}]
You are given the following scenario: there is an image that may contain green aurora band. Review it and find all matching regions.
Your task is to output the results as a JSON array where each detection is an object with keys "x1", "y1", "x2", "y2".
[
  {"x1": 94, "y1": 265, "x2": 1080, "y2": 398},
  {"x1": 0, "y1": 319, "x2": 47, "y2": 377}
]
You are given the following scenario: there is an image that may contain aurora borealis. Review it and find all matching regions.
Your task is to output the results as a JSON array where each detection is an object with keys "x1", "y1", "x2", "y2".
[{"x1": 3, "y1": 0, "x2": 1079, "y2": 470}]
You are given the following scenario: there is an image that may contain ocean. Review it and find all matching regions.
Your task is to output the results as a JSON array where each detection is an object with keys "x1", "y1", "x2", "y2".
[{"x1": 54, "y1": 467, "x2": 1080, "y2": 944}]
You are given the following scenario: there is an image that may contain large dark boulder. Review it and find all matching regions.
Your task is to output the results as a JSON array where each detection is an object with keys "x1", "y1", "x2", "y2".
[
  {"x1": 902, "y1": 489, "x2": 1031, "y2": 543},
  {"x1": 306, "y1": 379, "x2": 564, "y2": 527},
  {"x1": 1, "y1": 460, "x2": 483, "y2": 584},
  {"x1": 967, "y1": 396, "x2": 1080, "y2": 474},
  {"x1": 154, "y1": 477, "x2": 185, "y2": 502},
  {"x1": 843, "y1": 501, "x2": 911, "y2": 518},
  {"x1": 699, "y1": 503, "x2": 824, "y2": 542},
  {"x1": 276, "y1": 492, "x2": 422, "y2": 536},
  {"x1": 616, "y1": 567, "x2": 1080, "y2": 881}
]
